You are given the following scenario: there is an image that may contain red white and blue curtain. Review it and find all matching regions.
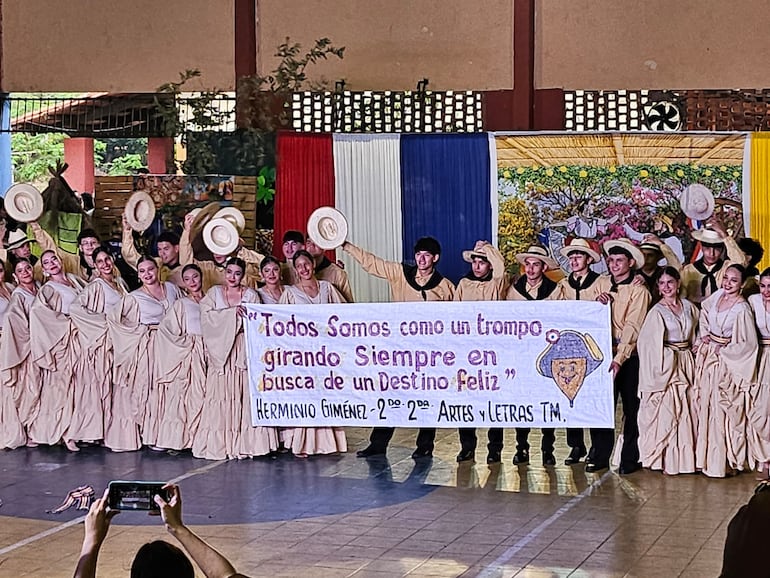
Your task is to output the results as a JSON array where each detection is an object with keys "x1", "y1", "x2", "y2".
[{"x1": 273, "y1": 132, "x2": 497, "y2": 303}]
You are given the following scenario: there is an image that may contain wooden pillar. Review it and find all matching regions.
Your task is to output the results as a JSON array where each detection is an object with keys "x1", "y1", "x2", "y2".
[
  {"x1": 63, "y1": 137, "x2": 95, "y2": 193},
  {"x1": 147, "y1": 137, "x2": 174, "y2": 173},
  {"x1": 512, "y1": 0, "x2": 535, "y2": 130}
]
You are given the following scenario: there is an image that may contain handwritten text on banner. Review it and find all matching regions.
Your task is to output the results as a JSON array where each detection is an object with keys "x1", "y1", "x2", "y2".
[{"x1": 244, "y1": 300, "x2": 614, "y2": 428}]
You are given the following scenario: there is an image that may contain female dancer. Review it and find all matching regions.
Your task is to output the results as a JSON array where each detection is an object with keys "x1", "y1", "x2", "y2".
[
  {"x1": 0, "y1": 259, "x2": 22, "y2": 449},
  {"x1": 69, "y1": 247, "x2": 129, "y2": 445},
  {"x1": 107, "y1": 255, "x2": 180, "y2": 451},
  {"x1": 637, "y1": 267, "x2": 699, "y2": 474},
  {"x1": 257, "y1": 256, "x2": 285, "y2": 304},
  {"x1": 278, "y1": 250, "x2": 347, "y2": 457},
  {"x1": 695, "y1": 264, "x2": 758, "y2": 477},
  {"x1": 154, "y1": 264, "x2": 206, "y2": 451},
  {"x1": 27, "y1": 250, "x2": 82, "y2": 450},
  {"x1": 747, "y1": 268, "x2": 770, "y2": 478},
  {"x1": 193, "y1": 257, "x2": 278, "y2": 460}
]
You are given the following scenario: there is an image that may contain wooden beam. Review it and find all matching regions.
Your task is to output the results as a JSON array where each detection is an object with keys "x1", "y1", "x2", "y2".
[{"x1": 503, "y1": 136, "x2": 548, "y2": 166}]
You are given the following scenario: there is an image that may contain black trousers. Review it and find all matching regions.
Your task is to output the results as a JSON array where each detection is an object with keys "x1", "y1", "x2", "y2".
[
  {"x1": 515, "y1": 428, "x2": 556, "y2": 453},
  {"x1": 566, "y1": 428, "x2": 585, "y2": 450},
  {"x1": 589, "y1": 355, "x2": 640, "y2": 466},
  {"x1": 458, "y1": 428, "x2": 504, "y2": 453},
  {"x1": 368, "y1": 427, "x2": 436, "y2": 452}
]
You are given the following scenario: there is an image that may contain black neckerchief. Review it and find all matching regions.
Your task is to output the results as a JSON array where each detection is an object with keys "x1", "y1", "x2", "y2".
[
  {"x1": 610, "y1": 271, "x2": 635, "y2": 293},
  {"x1": 403, "y1": 264, "x2": 445, "y2": 301},
  {"x1": 167, "y1": 261, "x2": 180, "y2": 270},
  {"x1": 463, "y1": 269, "x2": 493, "y2": 282},
  {"x1": 694, "y1": 258, "x2": 724, "y2": 296},
  {"x1": 567, "y1": 270, "x2": 599, "y2": 299},
  {"x1": 315, "y1": 256, "x2": 332, "y2": 274},
  {"x1": 513, "y1": 275, "x2": 557, "y2": 300}
]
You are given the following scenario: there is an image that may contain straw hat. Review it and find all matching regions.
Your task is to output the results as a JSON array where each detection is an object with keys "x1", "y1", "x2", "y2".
[
  {"x1": 124, "y1": 191, "x2": 156, "y2": 232},
  {"x1": 4, "y1": 184, "x2": 44, "y2": 223},
  {"x1": 679, "y1": 184, "x2": 715, "y2": 221},
  {"x1": 214, "y1": 207, "x2": 245, "y2": 234},
  {"x1": 691, "y1": 226, "x2": 726, "y2": 246},
  {"x1": 603, "y1": 237, "x2": 645, "y2": 269},
  {"x1": 5, "y1": 229, "x2": 33, "y2": 251},
  {"x1": 462, "y1": 240, "x2": 493, "y2": 263},
  {"x1": 307, "y1": 207, "x2": 348, "y2": 250},
  {"x1": 202, "y1": 218, "x2": 239, "y2": 256},
  {"x1": 559, "y1": 238, "x2": 601, "y2": 263},
  {"x1": 515, "y1": 245, "x2": 559, "y2": 270}
]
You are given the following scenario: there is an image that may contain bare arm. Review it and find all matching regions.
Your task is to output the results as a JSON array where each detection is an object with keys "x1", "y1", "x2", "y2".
[{"x1": 73, "y1": 490, "x2": 119, "y2": 578}]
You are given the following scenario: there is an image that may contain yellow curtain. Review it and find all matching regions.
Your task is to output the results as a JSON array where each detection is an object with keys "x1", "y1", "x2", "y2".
[{"x1": 751, "y1": 133, "x2": 770, "y2": 271}]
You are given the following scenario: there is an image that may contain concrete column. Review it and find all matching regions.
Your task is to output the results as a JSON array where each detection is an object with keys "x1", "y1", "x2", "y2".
[
  {"x1": 63, "y1": 137, "x2": 95, "y2": 193},
  {"x1": 147, "y1": 137, "x2": 174, "y2": 173}
]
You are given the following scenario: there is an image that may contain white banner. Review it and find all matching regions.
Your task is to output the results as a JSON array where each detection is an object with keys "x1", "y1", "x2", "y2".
[{"x1": 244, "y1": 301, "x2": 614, "y2": 428}]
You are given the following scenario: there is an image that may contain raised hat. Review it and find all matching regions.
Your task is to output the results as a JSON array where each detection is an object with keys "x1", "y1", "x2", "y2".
[
  {"x1": 124, "y1": 191, "x2": 156, "y2": 232},
  {"x1": 462, "y1": 240, "x2": 492, "y2": 263},
  {"x1": 691, "y1": 226, "x2": 726, "y2": 246},
  {"x1": 214, "y1": 207, "x2": 246, "y2": 234},
  {"x1": 603, "y1": 237, "x2": 645, "y2": 269},
  {"x1": 202, "y1": 217, "x2": 239, "y2": 256},
  {"x1": 307, "y1": 207, "x2": 348, "y2": 250},
  {"x1": 5, "y1": 229, "x2": 33, "y2": 251},
  {"x1": 4, "y1": 184, "x2": 44, "y2": 223},
  {"x1": 515, "y1": 245, "x2": 559, "y2": 270},
  {"x1": 559, "y1": 238, "x2": 601, "y2": 263},
  {"x1": 679, "y1": 183, "x2": 715, "y2": 221}
]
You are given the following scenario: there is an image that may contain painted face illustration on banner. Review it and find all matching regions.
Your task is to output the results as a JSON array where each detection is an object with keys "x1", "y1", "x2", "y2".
[{"x1": 536, "y1": 330, "x2": 603, "y2": 407}]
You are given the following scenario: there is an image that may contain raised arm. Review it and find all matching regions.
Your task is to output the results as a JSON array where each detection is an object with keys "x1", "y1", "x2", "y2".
[
  {"x1": 342, "y1": 241, "x2": 402, "y2": 283},
  {"x1": 121, "y1": 213, "x2": 140, "y2": 270}
]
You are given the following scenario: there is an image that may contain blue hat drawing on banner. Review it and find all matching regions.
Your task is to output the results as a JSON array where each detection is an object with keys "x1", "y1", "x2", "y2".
[{"x1": 536, "y1": 329, "x2": 603, "y2": 407}]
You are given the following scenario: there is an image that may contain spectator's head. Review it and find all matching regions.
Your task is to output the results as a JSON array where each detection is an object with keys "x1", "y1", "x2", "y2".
[
  {"x1": 738, "y1": 237, "x2": 764, "y2": 270},
  {"x1": 6, "y1": 229, "x2": 33, "y2": 260},
  {"x1": 78, "y1": 228, "x2": 101, "y2": 259},
  {"x1": 304, "y1": 235, "x2": 324, "y2": 259},
  {"x1": 282, "y1": 231, "x2": 305, "y2": 261},
  {"x1": 156, "y1": 232, "x2": 180, "y2": 266},
  {"x1": 130, "y1": 540, "x2": 194, "y2": 578}
]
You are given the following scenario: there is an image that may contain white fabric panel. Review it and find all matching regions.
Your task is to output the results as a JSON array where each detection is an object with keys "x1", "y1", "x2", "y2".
[
  {"x1": 487, "y1": 132, "x2": 499, "y2": 246},
  {"x1": 742, "y1": 132, "x2": 752, "y2": 236},
  {"x1": 333, "y1": 134, "x2": 403, "y2": 303}
]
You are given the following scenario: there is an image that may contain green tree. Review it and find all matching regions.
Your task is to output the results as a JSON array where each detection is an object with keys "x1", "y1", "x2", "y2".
[{"x1": 11, "y1": 133, "x2": 65, "y2": 186}]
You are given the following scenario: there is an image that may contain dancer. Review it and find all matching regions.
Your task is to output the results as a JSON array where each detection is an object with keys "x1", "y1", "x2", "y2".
[
  {"x1": 747, "y1": 268, "x2": 770, "y2": 478},
  {"x1": 256, "y1": 256, "x2": 286, "y2": 304}
]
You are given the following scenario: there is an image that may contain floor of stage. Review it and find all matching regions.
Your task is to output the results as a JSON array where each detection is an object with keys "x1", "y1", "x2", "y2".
[{"x1": 0, "y1": 427, "x2": 750, "y2": 577}]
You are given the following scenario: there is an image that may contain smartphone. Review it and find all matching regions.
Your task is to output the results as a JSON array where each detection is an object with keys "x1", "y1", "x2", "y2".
[{"x1": 107, "y1": 481, "x2": 169, "y2": 511}]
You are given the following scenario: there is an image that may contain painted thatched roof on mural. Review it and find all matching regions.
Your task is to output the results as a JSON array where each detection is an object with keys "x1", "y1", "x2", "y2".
[{"x1": 495, "y1": 133, "x2": 746, "y2": 168}]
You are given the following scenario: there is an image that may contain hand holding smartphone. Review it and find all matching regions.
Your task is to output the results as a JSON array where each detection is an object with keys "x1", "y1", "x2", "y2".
[{"x1": 107, "y1": 481, "x2": 170, "y2": 511}]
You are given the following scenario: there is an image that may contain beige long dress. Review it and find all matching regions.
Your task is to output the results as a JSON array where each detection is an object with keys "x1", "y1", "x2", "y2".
[
  {"x1": 0, "y1": 284, "x2": 26, "y2": 449},
  {"x1": 106, "y1": 283, "x2": 180, "y2": 451},
  {"x1": 0, "y1": 286, "x2": 40, "y2": 433},
  {"x1": 27, "y1": 281, "x2": 80, "y2": 445},
  {"x1": 68, "y1": 278, "x2": 128, "y2": 442},
  {"x1": 193, "y1": 286, "x2": 278, "y2": 460},
  {"x1": 154, "y1": 296, "x2": 206, "y2": 451},
  {"x1": 747, "y1": 294, "x2": 770, "y2": 469},
  {"x1": 278, "y1": 281, "x2": 348, "y2": 456},
  {"x1": 637, "y1": 299, "x2": 699, "y2": 474},
  {"x1": 695, "y1": 290, "x2": 758, "y2": 477}
]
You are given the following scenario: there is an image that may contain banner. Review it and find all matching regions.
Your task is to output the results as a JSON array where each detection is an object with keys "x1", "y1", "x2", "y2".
[{"x1": 245, "y1": 301, "x2": 614, "y2": 429}]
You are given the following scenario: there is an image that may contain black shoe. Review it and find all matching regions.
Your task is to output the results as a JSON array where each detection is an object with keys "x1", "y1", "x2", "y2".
[
  {"x1": 564, "y1": 446, "x2": 587, "y2": 465},
  {"x1": 356, "y1": 445, "x2": 386, "y2": 458},
  {"x1": 412, "y1": 447, "x2": 433, "y2": 459},
  {"x1": 585, "y1": 461, "x2": 610, "y2": 473},
  {"x1": 456, "y1": 449, "x2": 475, "y2": 463},
  {"x1": 542, "y1": 451, "x2": 556, "y2": 466},
  {"x1": 619, "y1": 462, "x2": 642, "y2": 475},
  {"x1": 512, "y1": 449, "x2": 530, "y2": 465},
  {"x1": 486, "y1": 450, "x2": 502, "y2": 464}
]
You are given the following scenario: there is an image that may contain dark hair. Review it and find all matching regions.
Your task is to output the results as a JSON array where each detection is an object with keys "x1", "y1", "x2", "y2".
[
  {"x1": 181, "y1": 263, "x2": 202, "y2": 277},
  {"x1": 282, "y1": 230, "x2": 305, "y2": 244},
  {"x1": 413, "y1": 236, "x2": 441, "y2": 256},
  {"x1": 137, "y1": 254, "x2": 158, "y2": 270},
  {"x1": 760, "y1": 267, "x2": 770, "y2": 281},
  {"x1": 292, "y1": 249, "x2": 314, "y2": 267},
  {"x1": 260, "y1": 255, "x2": 281, "y2": 270},
  {"x1": 12, "y1": 257, "x2": 32, "y2": 271},
  {"x1": 738, "y1": 237, "x2": 765, "y2": 268},
  {"x1": 727, "y1": 263, "x2": 748, "y2": 283},
  {"x1": 225, "y1": 256, "x2": 246, "y2": 274},
  {"x1": 656, "y1": 265, "x2": 681, "y2": 283},
  {"x1": 130, "y1": 540, "x2": 194, "y2": 578},
  {"x1": 607, "y1": 246, "x2": 633, "y2": 260},
  {"x1": 77, "y1": 228, "x2": 100, "y2": 244},
  {"x1": 91, "y1": 246, "x2": 112, "y2": 264},
  {"x1": 157, "y1": 231, "x2": 180, "y2": 246}
]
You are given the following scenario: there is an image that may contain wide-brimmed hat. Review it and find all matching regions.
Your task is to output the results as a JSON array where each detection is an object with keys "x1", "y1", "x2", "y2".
[
  {"x1": 307, "y1": 206, "x2": 348, "y2": 250},
  {"x1": 124, "y1": 191, "x2": 156, "y2": 232},
  {"x1": 559, "y1": 238, "x2": 601, "y2": 263},
  {"x1": 214, "y1": 207, "x2": 245, "y2": 234},
  {"x1": 4, "y1": 184, "x2": 44, "y2": 223},
  {"x1": 515, "y1": 245, "x2": 559, "y2": 270},
  {"x1": 639, "y1": 240, "x2": 663, "y2": 254},
  {"x1": 462, "y1": 240, "x2": 493, "y2": 263},
  {"x1": 679, "y1": 183, "x2": 715, "y2": 221},
  {"x1": 5, "y1": 229, "x2": 34, "y2": 251},
  {"x1": 603, "y1": 237, "x2": 645, "y2": 269},
  {"x1": 202, "y1": 217, "x2": 239, "y2": 256},
  {"x1": 691, "y1": 226, "x2": 726, "y2": 246}
]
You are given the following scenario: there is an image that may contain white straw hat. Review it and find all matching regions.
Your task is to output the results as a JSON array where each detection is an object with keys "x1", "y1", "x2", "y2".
[
  {"x1": 307, "y1": 207, "x2": 348, "y2": 250},
  {"x1": 124, "y1": 191, "x2": 156, "y2": 232},
  {"x1": 4, "y1": 184, "x2": 44, "y2": 223},
  {"x1": 202, "y1": 217, "x2": 239, "y2": 256},
  {"x1": 602, "y1": 237, "x2": 645, "y2": 269},
  {"x1": 214, "y1": 207, "x2": 246, "y2": 234},
  {"x1": 679, "y1": 184, "x2": 715, "y2": 221}
]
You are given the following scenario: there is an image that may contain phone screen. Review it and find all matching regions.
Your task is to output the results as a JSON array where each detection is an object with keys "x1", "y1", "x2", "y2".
[{"x1": 108, "y1": 481, "x2": 168, "y2": 511}]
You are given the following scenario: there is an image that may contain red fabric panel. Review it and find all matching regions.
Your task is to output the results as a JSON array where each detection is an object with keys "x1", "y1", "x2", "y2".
[{"x1": 272, "y1": 132, "x2": 335, "y2": 258}]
